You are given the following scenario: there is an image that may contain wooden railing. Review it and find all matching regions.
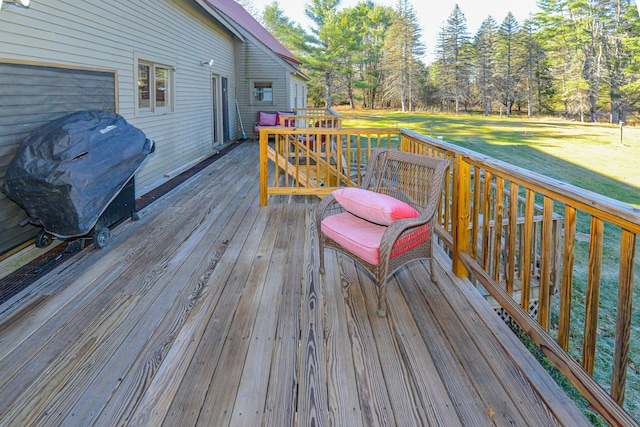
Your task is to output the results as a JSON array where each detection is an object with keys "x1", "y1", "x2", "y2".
[
  {"x1": 292, "y1": 107, "x2": 340, "y2": 116},
  {"x1": 259, "y1": 127, "x2": 400, "y2": 204},
  {"x1": 278, "y1": 115, "x2": 343, "y2": 131},
  {"x1": 403, "y1": 130, "x2": 640, "y2": 427},
  {"x1": 259, "y1": 126, "x2": 640, "y2": 426}
]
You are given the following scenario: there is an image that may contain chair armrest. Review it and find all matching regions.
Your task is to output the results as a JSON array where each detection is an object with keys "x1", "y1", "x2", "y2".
[
  {"x1": 316, "y1": 193, "x2": 344, "y2": 243},
  {"x1": 383, "y1": 215, "x2": 429, "y2": 241},
  {"x1": 317, "y1": 193, "x2": 344, "y2": 222},
  {"x1": 378, "y1": 214, "x2": 436, "y2": 261}
]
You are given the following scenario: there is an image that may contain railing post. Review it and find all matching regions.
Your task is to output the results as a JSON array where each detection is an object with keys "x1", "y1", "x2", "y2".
[
  {"x1": 583, "y1": 216, "x2": 604, "y2": 375},
  {"x1": 611, "y1": 229, "x2": 636, "y2": 404},
  {"x1": 538, "y1": 196, "x2": 554, "y2": 330},
  {"x1": 452, "y1": 154, "x2": 470, "y2": 277},
  {"x1": 259, "y1": 130, "x2": 268, "y2": 206},
  {"x1": 399, "y1": 131, "x2": 407, "y2": 152}
]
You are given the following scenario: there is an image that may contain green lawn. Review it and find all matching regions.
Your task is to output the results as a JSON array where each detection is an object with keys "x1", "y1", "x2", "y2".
[
  {"x1": 338, "y1": 108, "x2": 640, "y2": 424},
  {"x1": 339, "y1": 109, "x2": 640, "y2": 207}
]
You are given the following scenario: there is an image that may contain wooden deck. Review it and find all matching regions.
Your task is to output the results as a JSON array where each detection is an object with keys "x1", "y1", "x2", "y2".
[{"x1": 0, "y1": 142, "x2": 589, "y2": 426}]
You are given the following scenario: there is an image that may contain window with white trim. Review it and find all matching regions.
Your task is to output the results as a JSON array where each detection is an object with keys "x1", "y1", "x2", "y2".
[
  {"x1": 253, "y1": 82, "x2": 273, "y2": 103},
  {"x1": 137, "y1": 61, "x2": 173, "y2": 114}
]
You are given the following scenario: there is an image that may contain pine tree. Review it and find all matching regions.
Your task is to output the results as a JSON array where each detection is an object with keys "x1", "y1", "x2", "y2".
[
  {"x1": 602, "y1": 0, "x2": 640, "y2": 122},
  {"x1": 518, "y1": 16, "x2": 551, "y2": 117},
  {"x1": 617, "y1": 2, "x2": 640, "y2": 121},
  {"x1": 381, "y1": 0, "x2": 424, "y2": 111},
  {"x1": 495, "y1": 12, "x2": 520, "y2": 117},
  {"x1": 434, "y1": 5, "x2": 471, "y2": 114},
  {"x1": 261, "y1": 2, "x2": 310, "y2": 58},
  {"x1": 359, "y1": 3, "x2": 394, "y2": 109},
  {"x1": 340, "y1": 2, "x2": 393, "y2": 109},
  {"x1": 305, "y1": 0, "x2": 342, "y2": 107},
  {"x1": 474, "y1": 17, "x2": 498, "y2": 115}
]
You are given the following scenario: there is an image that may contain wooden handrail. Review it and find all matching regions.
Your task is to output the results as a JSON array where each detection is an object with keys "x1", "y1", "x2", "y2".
[
  {"x1": 400, "y1": 129, "x2": 640, "y2": 231},
  {"x1": 259, "y1": 124, "x2": 640, "y2": 426}
]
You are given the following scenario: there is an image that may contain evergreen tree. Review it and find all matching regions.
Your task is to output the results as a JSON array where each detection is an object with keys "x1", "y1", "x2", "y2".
[
  {"x1": 434, "y1": 5, "x2": 471, "y2": 114},
  {"x1": 382, "y1": 0, "x2": 424, "y2": 111},
  {"x1": 474, "y1": 17, "x2": 498, "y2": 115},
  {"x1": 261, "y1": 2, "x2": 310, "y2": 58},
  {"x1": 518, "y1": 16, "x2": 551, "y2": 117},
  {"x1": 327, "y1": 8, "x2": 359, "y2": 107},
  {"x1": 495, "y1": 12, "x2": 520, "y2": 117},
  {"x1": 341, "y1": 2, "x2": 393, "y2": 109},
  {"x1": 568, "y1": 0, "x2": 608, "y2": 122},
  {"x1": 602, "y1": 0, "x2": 640, "y2": 122},
  {"x1": 434, "y1": 29, "x2": 452, "y2": 111},
  {"x1": 536, "y1": 0, "x2": 575, "y2": 115},
  {"x1": 305, "y1": 0, "x2": 342, "y2": 107},
  {"x1": 536, "y1": 0, "x2": 640, "y2": 121},
  {"x1": 359, "y1": 3, "x2": 394, "y2": 109}
]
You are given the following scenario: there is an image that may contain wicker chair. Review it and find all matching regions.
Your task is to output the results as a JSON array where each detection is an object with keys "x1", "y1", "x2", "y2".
[{"x1": 317, "y1": 148, "x2": 450, "y2": 317}]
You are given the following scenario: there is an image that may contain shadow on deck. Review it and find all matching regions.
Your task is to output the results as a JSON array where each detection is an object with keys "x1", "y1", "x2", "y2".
[{"x1": 0, "y1": 142, "x2": 588, "y2": 426}]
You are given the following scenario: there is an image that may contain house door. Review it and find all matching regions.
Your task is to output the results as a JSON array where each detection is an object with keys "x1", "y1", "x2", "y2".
[
  {"x1": 221, "y1": 77, "x2": 230, "y2": 143},
  {"x1": 211, "y1": 76, "x2": 219, "y2": 146}
]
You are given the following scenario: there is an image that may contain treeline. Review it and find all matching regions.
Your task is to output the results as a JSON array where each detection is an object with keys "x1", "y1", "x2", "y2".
[{"x1": 258, "y1": 0, "x2": 640, "y2": 122}]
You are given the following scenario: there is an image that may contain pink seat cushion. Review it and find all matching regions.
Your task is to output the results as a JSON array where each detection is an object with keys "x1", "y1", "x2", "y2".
[
  {"x1": 332, "y1": 188, "x2": 419, "y2": 226},
  {"x1": 321, "y1": 212, "x2": 431, "y2": 265},
  {"x1": 322, "y1": 212, "x2": 386, "y2": 264},
  {"x1": 258, "y1": 112, "x2": 277, "y2": 126}
]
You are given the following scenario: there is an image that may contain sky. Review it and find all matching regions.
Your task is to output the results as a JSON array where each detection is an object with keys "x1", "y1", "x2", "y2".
[{"x1": 249, "y1": 0, "x2": 541, "y2": 63}]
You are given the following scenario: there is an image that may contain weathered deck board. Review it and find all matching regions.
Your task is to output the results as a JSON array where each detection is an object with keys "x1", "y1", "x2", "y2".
[
  {"x1": 337, "y1": 255, "x2": 396, "y2": 426},
  {"x1": 322, "y1": 249, "x2": 364, "y2": 427},
  {"x1": 227, "y1": 205, "x2": 289, "y2": 427},
  {"x1": 72, "y1": 154, "x2": 261, "y2": 426},
  {"x1": 0, "y1": 142, "x2": 589, "y2": 426},
  {"x1": 430, "y1": 251, "x2": 587, "y2": 426},
  {"x1": 263, "y1": 204, "x2": 306, "y2": 427},
  {"x1": 298, "y1": 204, "x2": 329, "y2": 427}
]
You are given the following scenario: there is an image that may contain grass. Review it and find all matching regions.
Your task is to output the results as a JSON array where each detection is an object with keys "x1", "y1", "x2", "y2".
[
  {"x1": 337, "y1": 108, "x2": 640, "y2": 424},
  {"x1": 338, "y1": 108, "x2": 640, "y2": 207}
]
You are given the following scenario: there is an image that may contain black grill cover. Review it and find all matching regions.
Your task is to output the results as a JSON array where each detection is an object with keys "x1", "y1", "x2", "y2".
[{"x1": 2, "y1": 110, "x2": 153, "y2": 237}]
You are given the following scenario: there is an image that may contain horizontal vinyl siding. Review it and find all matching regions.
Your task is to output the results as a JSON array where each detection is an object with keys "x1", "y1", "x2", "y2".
[
  {"x1": 0, "y1": 63, "x2": 116, "y2": 254},
  {"x1": 0, "y1": 0, "x2": 238, "y2": 195},
  {"x1": 236, "y1": 40, "x2": 292, "y2": 135},
  {"x1": 290, "y1": 75, "x2": 307, "y2": 109}
]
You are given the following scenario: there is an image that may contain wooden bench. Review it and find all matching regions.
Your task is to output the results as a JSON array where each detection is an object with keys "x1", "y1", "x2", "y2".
[{"x1": 253, "y1": 111, "x2": 294, "y2": 141}]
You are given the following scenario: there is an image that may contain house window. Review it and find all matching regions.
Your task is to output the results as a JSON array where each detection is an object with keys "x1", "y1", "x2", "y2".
[
  {"x1": 137, "y1": 61, "x2": 173, "y2": 113},
  {"x1": 253, "y1": 82, "x2": 273, "y2": 103},
  {"x1": 138, "y1": 64, "x2": 151, "y2": 109}
]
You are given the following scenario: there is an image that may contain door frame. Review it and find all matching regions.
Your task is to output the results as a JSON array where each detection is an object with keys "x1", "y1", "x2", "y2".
[{"x1": 211, "y1": 75, "x2": 221, "y2": 147}]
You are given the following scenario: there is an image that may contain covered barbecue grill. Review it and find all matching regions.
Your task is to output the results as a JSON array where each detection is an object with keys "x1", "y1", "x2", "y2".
[{"x1": 2, "y1": 110, "x2": 154, "y2": 248}]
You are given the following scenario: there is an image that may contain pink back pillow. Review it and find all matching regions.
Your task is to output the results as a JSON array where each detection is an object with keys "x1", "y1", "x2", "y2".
[
  {"x1": 332, "y1": 187, "x2": 419, "y2": 226},
  {"x1": 258, "y1": 112, "x2": 277, "y2": 126}
]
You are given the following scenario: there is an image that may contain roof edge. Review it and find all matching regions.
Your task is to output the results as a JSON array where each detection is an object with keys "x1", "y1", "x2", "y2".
[
  {"x1": 192, "y1": 0, "x2": 245, "y2": 42},
  {"x1": 204, "y1": 0, "x2": 302, "y2": 66}
]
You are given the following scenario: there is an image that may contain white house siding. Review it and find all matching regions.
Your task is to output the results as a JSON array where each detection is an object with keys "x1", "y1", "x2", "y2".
[
  {"x1": 290, "y1": 75, "x2": 307, "y2": 109},
  {"x1": 234, "y1": 37, "x2": 296, "y2": 136},
  {"x1": 0, "y1": 0, "x2": 238, "y2": 195}
]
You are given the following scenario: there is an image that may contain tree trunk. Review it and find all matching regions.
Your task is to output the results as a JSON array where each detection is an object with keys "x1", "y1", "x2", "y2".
[
  {"x1": 347, "y1": 80, "x2": 355, "y2": 109},
  {"x1": 325, "y1": 69, "x2": 332, "y2": 108}
]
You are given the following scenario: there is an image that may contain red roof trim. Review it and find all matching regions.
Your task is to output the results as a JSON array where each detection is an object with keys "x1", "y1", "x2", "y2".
[{"x1": 205, "y1": 0, "x2": 302, "y2": 65}]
